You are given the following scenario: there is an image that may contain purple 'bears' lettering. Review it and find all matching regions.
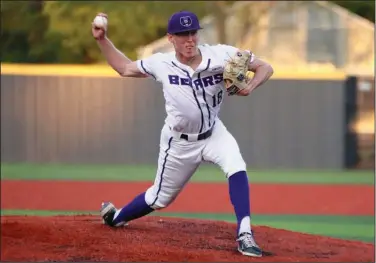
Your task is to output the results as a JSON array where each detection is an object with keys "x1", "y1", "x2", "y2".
[
  {"x1": 168, "y1": 73, "x2": 223, "y2": 88},
  {"x1": 168, "y1": 75, "x2": 179, "y2": 85}
]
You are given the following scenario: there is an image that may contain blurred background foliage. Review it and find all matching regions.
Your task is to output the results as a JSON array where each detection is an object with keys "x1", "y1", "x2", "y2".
[{"x1": 1, "y1": 0, "x2": 374, "y2": 64}]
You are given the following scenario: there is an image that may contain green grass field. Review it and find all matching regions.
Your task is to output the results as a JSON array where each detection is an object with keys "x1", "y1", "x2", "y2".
[
  {"x1": 1, "y1": 163, "x2": 375, "y2": 243},
  {"x1": 1, "y1": 163, "x2": 374, "y2": 184}
]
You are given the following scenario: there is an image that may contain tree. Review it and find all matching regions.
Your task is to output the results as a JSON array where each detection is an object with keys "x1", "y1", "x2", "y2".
[
  {"x1": 1, "y1": 0, "x2": 61, "y2": 63},
  {"x1": 210, "y1": 1, "x2": 230, "y2": 43},
  {"x1": 332, "y1": 1, "x2": 375, "y2": 22},
  {"x1": 235, "y1": 1, "x2": 275, "y2": 45}
]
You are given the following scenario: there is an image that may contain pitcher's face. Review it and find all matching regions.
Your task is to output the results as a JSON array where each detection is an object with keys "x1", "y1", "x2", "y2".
[{"x1": 168, "y1": 30, "x2": 199, "y2": 59}]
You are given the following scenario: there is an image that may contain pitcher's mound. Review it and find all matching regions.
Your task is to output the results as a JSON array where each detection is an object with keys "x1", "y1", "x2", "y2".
[{"x1": 1, "y1": 215, "x2": 374, "y2": 262}]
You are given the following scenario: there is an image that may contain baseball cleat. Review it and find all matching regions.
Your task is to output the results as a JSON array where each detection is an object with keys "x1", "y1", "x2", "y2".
[
  {"x1": 237, "y1": 232, "x2": 263, "y2": 257},
  {"x1": 100, "y1": 202, "x2": 117, "y2": 227}
]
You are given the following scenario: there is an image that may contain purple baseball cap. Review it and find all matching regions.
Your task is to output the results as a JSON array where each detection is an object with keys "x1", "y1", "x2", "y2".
[{"x1": 167, "y1": 11, "x2": 203, "y2": 34}]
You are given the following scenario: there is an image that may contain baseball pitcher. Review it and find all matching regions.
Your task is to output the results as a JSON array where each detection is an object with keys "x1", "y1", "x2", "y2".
[{"x1": 93, "y1": 10, "x2": 274, "y2": 257}]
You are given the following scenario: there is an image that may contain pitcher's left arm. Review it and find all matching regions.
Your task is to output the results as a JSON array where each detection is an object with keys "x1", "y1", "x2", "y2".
[{"x1": 237, "y1": 55, "x2": 274, "y2": 96}]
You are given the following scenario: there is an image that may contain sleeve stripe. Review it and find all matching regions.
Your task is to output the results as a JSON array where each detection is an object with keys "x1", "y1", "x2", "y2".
[{"x1": 141, "y1": 60, "x2": 156, "y2": 80}]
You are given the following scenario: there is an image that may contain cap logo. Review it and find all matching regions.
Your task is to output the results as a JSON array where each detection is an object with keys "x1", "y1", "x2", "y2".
[{"x1": 180, "y1": 16, "x2": 192, "y2": 27}]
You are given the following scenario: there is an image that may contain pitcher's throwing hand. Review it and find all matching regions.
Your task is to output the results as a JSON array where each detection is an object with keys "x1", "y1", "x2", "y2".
[{"x1": 92, "y1": 13, "x2": 107, "y2": 40}]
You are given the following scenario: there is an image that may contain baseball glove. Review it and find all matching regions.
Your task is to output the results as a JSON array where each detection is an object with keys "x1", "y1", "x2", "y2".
[{"x1": 223, "y1": 50, "x2": 253, "y2": 96}]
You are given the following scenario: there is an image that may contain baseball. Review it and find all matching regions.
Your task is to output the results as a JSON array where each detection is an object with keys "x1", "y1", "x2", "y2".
[{"x1": 93, "y1": 15, "x2": 107, "y2": 29}]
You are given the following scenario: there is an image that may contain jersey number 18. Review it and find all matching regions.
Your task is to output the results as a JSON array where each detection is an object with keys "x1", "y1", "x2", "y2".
[{"x1": 211, "y1": 90, "x2": 223, "y2": 107}]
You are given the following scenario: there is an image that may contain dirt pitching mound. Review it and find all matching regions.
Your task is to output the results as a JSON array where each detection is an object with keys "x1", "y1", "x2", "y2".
[{"x1": 1, "y1": 215, "x2": 374, "y2": 262}]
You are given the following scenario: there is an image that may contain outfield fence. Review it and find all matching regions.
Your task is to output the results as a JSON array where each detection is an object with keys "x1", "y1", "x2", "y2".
[{"x1": 1, "y1": 65, "x2": 374, "y2": 169}]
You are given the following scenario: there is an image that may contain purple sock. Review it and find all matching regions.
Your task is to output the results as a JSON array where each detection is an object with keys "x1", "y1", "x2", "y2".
[
  {"x1": 112, "y1": 192, "x2": 154, "y2": 225},
  {"x1": 228, "y1": 171, "x2": 251, "y2": 235}
]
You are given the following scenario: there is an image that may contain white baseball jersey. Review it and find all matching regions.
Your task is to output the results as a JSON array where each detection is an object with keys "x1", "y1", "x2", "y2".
[{"x1": 136, "y1": 44, "x2": 255, "y2": 134}]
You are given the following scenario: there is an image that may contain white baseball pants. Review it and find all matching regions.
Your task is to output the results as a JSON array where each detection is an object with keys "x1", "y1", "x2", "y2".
[{"x1": 145, "y1": 119, "x2": 246, "y2": 209}]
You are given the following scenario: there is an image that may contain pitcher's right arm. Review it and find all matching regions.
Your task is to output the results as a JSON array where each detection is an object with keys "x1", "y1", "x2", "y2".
[
  {"x1": 92, "y1": 13, "x2": 147, "y2": 78},
  {"x1": 96, "y1": 37, "x2": 147, "y2": 78}
]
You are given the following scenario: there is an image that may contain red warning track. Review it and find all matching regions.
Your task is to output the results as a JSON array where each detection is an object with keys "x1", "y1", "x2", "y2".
[{"x1": 1, "y1": 180, "x2": 374, "y2": 215}]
